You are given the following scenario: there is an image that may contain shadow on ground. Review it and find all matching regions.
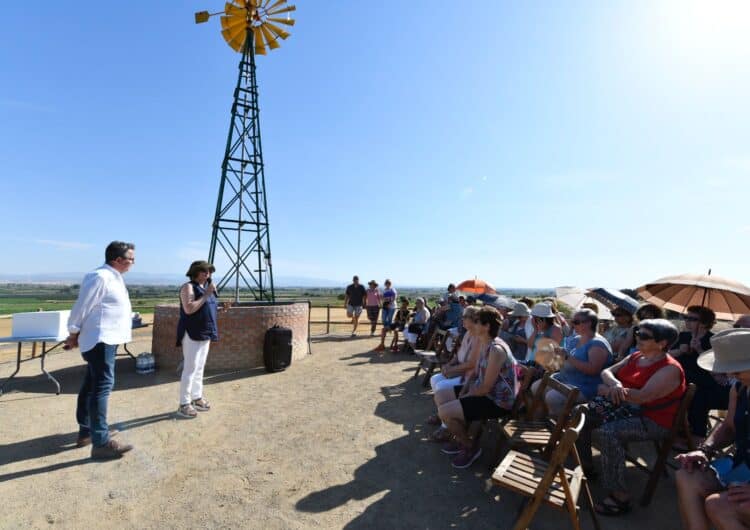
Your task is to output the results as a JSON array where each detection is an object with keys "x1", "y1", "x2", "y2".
[
  {"x1": 296, "y1": 372, "x2": 521, "y2": 529},
  {"x1": 0, "y1": 357, "x2": 267, "y2": 396},
  {"x1": 0, "y1": 412, "x2": 175, "y2": 482}
]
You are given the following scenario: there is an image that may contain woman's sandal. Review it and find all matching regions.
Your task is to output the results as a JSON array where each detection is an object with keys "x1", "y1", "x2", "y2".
[
  {"x1": 428, "y1": 427, "x2": 452, "y2": 443},
  {"x1": 594, "y1": 495, "x2": 632, "y2": 516},
  {"x1": 426, "y1": 414, "x2": 441, "y2": 426}
]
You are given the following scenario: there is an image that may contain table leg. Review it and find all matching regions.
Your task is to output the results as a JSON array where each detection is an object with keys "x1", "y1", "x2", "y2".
[
  {"x1": 0, "y1": 343, "x2": 23, "y2": 396},
  {"x1": 120, "y1": 343, "x2": 136, "y2": 360},
  {"x1": 41, "y1": 342, "x2": 61, "y2": 395}
]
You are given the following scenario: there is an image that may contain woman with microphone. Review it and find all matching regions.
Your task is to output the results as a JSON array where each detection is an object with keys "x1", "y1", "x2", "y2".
[{"x1": 176, "y1": 261, "x2": 219, "y2": 419}]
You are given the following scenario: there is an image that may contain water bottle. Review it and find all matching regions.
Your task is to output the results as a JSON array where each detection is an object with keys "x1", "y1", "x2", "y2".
[
  {"x1": 147, "y1": 353, "x2": 155, "y2": 373},
  {"x1": 136, "y1": 353, "x2": 146, "y2": 374}
]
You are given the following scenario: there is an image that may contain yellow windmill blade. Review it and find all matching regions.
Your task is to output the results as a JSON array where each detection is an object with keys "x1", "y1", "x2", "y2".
[
  {"x1": 254, "y1": 28, "x2": 267, "y2": 55},
  {"x1": 220, "y1": 14, "x2": 246, "y2": 31},
  {"x1": 260, "y1": 25, "x2": 281, "y2": 50},
  {"x1": 263, "y1": 0, "x2": 286, "y2": 10},
  {"x1": 224, "y1": 2, "x2": 246, "y2": 17},
  {"x1": 263, "y1": 21, "x2": 290, "y2": 40},
  {"x1": 267, "y1": 5, "x2": 296, "y2": 16},
  {"x1": 267, "y1": 16, "x2": 295, "y2": 26}
]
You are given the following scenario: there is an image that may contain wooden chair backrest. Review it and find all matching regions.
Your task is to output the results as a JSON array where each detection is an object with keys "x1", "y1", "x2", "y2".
[
  {"x1": 530, "y1": 407, "x2": 586, "y2": 507},
  {"x1": 541, "y1": 378, "x2": 581, "y2": 458}
]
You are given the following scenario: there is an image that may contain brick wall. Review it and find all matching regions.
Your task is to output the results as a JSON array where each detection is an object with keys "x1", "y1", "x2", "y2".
[{"x1": 152, "y1": 302, "x2": 310, "y2": 372}]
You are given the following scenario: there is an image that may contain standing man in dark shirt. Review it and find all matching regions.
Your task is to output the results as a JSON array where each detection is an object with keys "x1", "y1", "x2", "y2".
[{"x1": 345, "y1": 275, "x2": 367, "y2": 337}]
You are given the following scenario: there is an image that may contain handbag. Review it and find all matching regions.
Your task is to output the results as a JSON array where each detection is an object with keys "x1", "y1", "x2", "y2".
[{"x1": 587, "y1": 396, "x2": 641, "y2": 425}]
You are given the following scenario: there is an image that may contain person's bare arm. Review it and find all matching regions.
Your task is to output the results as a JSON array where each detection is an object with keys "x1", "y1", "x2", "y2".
[{"x1": 180, "y1": 283, "x2": 214, "y2": 315}]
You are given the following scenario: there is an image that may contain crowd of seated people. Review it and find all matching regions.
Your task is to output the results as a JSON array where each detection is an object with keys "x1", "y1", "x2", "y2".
[{"x1": 382, "y1": 286, "x2": 750, "y2": 523}]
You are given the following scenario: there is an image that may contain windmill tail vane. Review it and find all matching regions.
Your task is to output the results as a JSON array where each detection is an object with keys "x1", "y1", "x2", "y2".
[{"x1": 195, "y1": 0, "x2": 296, "y2": 55}]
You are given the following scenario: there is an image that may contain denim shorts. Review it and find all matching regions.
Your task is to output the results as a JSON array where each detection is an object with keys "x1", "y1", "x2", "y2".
[{"x1": 711, "y1": 457, "x2": 750, "y2": 487}]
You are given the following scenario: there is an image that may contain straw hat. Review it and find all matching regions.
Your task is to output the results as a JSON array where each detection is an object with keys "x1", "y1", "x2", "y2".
[
  {"x1": 509, "y1": 302, "x2": 531, "y2": 318},
  {"x1": 530, "y1": 302, "x2": 555, "y2": 318},
  {"x1": 368, "y1": 280, "x2": 378, "y2": 287},
  {"x1": 534, "y1": 337, "x2": 564, "y2": 371},
  {"x1": 697, "y1": 328, "x2": 750, "y2": 373}
]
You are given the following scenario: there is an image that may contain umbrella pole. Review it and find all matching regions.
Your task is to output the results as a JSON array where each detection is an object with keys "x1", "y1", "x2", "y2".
[{"x1": 700, "y1": 269, "x2": 711, "y2": 307}]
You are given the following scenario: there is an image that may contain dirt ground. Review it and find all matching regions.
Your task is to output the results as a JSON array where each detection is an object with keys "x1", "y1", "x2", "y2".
[{"x1": 0, "y1": 325, "x2": 685, "y2": 530}]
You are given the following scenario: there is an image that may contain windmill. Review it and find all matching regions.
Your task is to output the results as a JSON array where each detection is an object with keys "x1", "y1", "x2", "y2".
[{"x1": 195, "y1": 0, "x2": 296, "y2": 302}]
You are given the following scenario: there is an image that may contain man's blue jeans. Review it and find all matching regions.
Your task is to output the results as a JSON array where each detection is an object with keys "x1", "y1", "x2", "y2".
[{"x1": 76, "y1": 343, "x2": 117, "y2": 447}]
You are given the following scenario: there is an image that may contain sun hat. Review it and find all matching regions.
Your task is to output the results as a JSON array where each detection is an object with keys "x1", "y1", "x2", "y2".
[
  {"x1": 530, "y1": 302, "x2": 555, "y2": 318},
  {"x1": 368, "y1": 280, "x2": 378, "y2": 287},
  {"x1": 416, "y1": 297, "x2": 425, "y2": 304},
  {"x1": 509, "y1": 302, "x2": 531, "y2": 318},
  {"x1": 697, "y1": 328, "x2": 750, "y2": 373}
]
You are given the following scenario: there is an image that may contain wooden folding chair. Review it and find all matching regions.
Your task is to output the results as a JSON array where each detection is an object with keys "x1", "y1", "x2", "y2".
[
  {"x1": 492, "y1": 406, "x2": 601, "y2": 530},
  {"x1": 413, "y1": 329, "x2": 449, "y2": 387},
  {"x1": 499, "y1": 373, "x2": 581, "y2": 459},
  {"x1": 624, "y1": 383, "x2": 696, "y2": 506}
]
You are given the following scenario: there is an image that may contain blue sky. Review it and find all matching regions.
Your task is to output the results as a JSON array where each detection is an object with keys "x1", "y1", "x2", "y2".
[{"x1": 1, "y1": 1, "x2": 747, "y2": 288}]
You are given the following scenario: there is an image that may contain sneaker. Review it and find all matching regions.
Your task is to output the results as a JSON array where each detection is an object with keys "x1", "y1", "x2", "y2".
[
  {"x1": 176, "y1": 403, "x2": 198, "y2": 419},
  {"x1": 441, "y1": 441, "x2": 463, "y2": 455},
  {"x1": 191, "y1": 398, "x2": 211, "y2": 412},
  {"x1": 452, "y1": 447, "x2": 482, "y2": 469},
  {"x1": 76, "y1": 427, "x2": 120, "y2": 448},
  {"x1": 91, "y1": 439, "x2": 133, "y2": 460}
]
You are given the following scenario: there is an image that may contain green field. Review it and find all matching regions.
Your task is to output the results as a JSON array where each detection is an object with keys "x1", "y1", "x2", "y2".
[{"x1": 0, "y1": 284, "x2": 555, "y2": 316}]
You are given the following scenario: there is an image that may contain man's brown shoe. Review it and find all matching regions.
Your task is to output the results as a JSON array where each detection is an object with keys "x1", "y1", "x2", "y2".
[
  {"x1": 76, "y1": 428, "x2": 119, "y2": 448},
  {"x1": 91, "y1": 439, "x2": 133, "y2": 460}
]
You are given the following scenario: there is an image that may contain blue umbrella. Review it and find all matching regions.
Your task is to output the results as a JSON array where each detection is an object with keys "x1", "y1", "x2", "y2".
[{"x1": 586, "y1": 288, "x2": 639, "y2": 314}]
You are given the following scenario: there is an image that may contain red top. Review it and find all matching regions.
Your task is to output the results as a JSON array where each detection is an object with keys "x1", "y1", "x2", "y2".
[{"x1": 617, "y1": 352, "x2": 686, "y2": 429}]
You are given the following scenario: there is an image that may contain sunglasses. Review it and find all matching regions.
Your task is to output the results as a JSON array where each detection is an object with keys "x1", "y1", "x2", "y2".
[
  {"x1": 683, "y1": 316, "x2": 699, "y2": 322},
  {"x1": 635, "y1": 329, "x2": 655, "y2": 341},
  {"x1": 572, "y1": 319, "x2": 586, "y2": 325}
]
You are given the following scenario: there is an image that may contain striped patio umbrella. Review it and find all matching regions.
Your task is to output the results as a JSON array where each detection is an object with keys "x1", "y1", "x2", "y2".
[{"x1": 636, "y1": 272, "x2": 750, "y2": 321}]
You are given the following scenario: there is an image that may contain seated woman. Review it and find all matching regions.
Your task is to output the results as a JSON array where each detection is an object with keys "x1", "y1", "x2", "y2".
[
  {"x1": 434, "y1": 306, "x2": 518, "y2": 469},
  {"x1": 676, "y1": 328, "x2": 750, "y2": 530},
  {"x1": 403, "y1": 298, "x2": 430, "y2": 352},
  {"x1": 531, "y1": 308, "x2": 612, "y2": 417},
  {"x1": 604, "y1": 307, "x2": 635, "y2": 361},
  {"x1": 587, "y1": 318, "x2": 685, "y2": 516},
  {"x1": 426, "y1": 306, "x2": 481, "y2": 442},
  {"x1": 670, "y1": 306, "x2": 730, "y2": 445},
  {"x1": 502, "y1": 302, "x2": 531, "y2": 360},
  {"x1": 525, "y1": 302, "x2": 564, "y2": 365}
]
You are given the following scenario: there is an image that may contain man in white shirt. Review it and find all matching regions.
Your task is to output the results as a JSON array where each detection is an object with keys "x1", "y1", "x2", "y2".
[{"x1": 65, "y1": 241, "x2": 135, "y2": 460}]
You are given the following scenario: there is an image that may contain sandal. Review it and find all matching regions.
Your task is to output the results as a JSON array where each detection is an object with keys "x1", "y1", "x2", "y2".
[
  {"x1": 426, "y1": 414, "x2": 441, "y2": 426},
  {"x1": 191, "y1": 398, "x2": 211, "y2": 412},
  {"x1": 594, "y1": 495, "x2": 632, "y2": 516},
  {"x1": 429, "y1": 426, "x2": 452, "y2": 443}
]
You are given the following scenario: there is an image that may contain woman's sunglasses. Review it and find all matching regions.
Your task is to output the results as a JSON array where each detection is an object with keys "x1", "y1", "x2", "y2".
[{"x1": 635, "y1": 329, "x2": 655, "y2": 341}]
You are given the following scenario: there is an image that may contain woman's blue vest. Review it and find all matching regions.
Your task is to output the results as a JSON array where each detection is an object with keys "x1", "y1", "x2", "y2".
[{"x1": 176, "y1": 282, "x2": 218, "y2": 346}]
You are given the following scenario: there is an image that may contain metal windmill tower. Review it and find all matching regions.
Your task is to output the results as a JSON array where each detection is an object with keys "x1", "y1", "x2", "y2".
[{"x1": 195, "y1": 0, "x2": 296, "y2": 302}]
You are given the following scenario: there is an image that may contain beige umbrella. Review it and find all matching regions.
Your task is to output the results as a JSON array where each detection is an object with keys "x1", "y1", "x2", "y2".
[{"x1": 636, "y1": 272, "x2": 750, "y2": 321}]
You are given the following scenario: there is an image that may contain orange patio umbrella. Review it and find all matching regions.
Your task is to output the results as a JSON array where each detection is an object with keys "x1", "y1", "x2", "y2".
[
  {"x1": 636, "y1": 271, "x2": 750, "y2": 321},
  {"x1": 456, "y1": 278, "x2": 497, "y2": 295}
]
